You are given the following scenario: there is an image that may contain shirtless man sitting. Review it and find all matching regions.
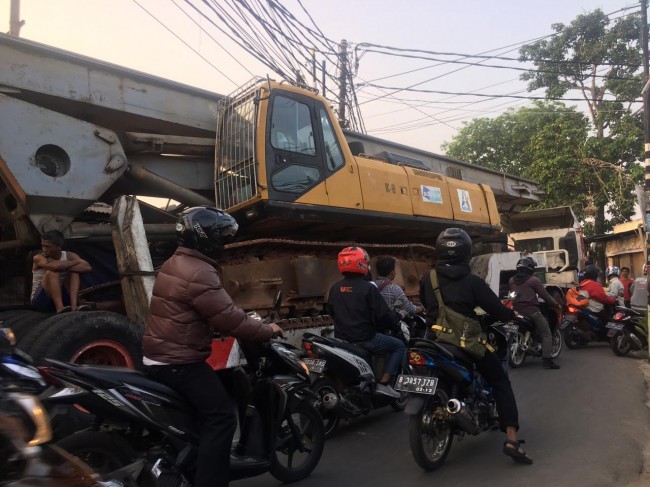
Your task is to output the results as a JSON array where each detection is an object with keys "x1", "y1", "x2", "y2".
[{"x1": 31, "y1": 230, "x2": 92, "y2": 313}]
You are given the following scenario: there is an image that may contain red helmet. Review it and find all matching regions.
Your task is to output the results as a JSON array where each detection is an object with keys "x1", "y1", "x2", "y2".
[{"x1": 337, "y1": 246, "x2": 370, "y2": 275}]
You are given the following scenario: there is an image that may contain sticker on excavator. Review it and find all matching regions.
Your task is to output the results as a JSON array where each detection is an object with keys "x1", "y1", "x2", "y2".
[
  {"x1": 421, "y1": 185, "x2": 443, "y2": 204},
  {"x1": 458, "y1": 189, "x2": 473, "y2": 212}
]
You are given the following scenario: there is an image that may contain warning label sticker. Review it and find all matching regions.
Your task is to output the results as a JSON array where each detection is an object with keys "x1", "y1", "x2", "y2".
[{"x1": 457, "y1": 189, "x2": 472, "y2": 212}]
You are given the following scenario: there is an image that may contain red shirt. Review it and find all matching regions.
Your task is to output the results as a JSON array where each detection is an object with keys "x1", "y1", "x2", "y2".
[
  {"x1": 619, "y1": 277, "x2": 633, "y2": 301},
  {"x1": 579, "y1": 279, "x2": 617, "y2": 305}
]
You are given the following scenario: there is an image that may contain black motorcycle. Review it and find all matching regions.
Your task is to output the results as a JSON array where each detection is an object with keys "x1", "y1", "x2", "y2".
[
  {"x1": 0, "y1": 325, "x2": 112, "y2": 487},
  {"x1": 607, "y1": 307, "x2": 647, "y2": 356},
  {"x1": 508, "y1": 303, "x2": 563, "y2": 367},
  {"x1": 401, "y1": 320, "x2": 516, "y2": 471},
  {"x1": 38, "y1": 326, "x2": 325, "y2": 485},
  {"x1": 301, "y1": 329, "x2": 411, "y2": 438}
]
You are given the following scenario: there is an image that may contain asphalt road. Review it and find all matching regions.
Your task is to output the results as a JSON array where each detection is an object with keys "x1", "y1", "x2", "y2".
[{"x1": 235, "y1": 344, "x2": 650, "y2": 487}]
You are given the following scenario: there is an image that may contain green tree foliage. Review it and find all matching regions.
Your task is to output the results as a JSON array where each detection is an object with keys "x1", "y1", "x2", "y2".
[{"x1": 444, "y1": 9, "x2": 644, "y2": 235}]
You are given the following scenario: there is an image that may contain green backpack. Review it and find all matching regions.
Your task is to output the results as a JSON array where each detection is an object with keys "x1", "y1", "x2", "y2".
[{"x1": 429, "y1": 269, "x2": 491, "y2": 360}]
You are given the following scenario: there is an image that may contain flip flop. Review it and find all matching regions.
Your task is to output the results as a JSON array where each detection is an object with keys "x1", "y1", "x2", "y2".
[
  {"x1": 503, "y1": 439, "x2": 533, "y2": 464},
  {"x1": 56, "y1": 305, "x2": 72, "y2": 314},
  {"x1": 76, "y1": 305, "x2": 92, "y2": 311}
]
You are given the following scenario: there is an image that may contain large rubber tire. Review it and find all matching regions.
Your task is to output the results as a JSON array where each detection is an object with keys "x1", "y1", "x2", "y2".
[
  {"x1": 0, "y1": 310, "x2": 51, "y2": 342},
  {"x1": 563, "y1": 327, "x2": 582, "y2": 349},
  {"x1": 16, "y1": 313, "x2": 68, "y2": 355},
  {"x1": 270, "y1": 401, "x2": 325, "y2": 483},
  {"x1": 28, "y1": 311, "x2": 143, "y2": 369},
  {"x1": 550, "y1": 329, "x2": 563, "y2": 358},
  {"x1": 311, "y1": 379, "x2": 341, "y2": 439},
  {"x1": 408, "y1": 388, "x2": 453, "y2": 471},
  {"x1": 508, "y1": 333, "x2": 526, "y2": 368},
  {"x1": 610, "y1": 332, "x2": 632, "y2": 357},
  {"x1": 56, "y1": 431, "x2": 136, "y2": 477}
]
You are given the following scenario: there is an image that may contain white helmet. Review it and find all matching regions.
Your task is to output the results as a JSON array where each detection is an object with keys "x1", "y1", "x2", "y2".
[{"x1": 605, "y1": 266, "x2": 620, "y2": 278}]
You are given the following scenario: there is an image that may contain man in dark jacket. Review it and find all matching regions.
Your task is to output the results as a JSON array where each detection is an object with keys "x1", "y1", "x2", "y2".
[
  {"x1": 328, "y1": 246, "x2": 405, "y2": 399},
  {"x1": 509, "y1": 256, "x2": 561, "y2": 369},
  {"x1": 143, "y1": 207, "x2": 282, "y2": 487},
  {"x1": 420, "y1": 228, "x2": 532, "y2": 465}
]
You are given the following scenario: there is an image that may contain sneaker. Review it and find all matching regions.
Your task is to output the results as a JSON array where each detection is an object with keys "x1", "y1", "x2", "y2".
[
  {"x1": 375, "y1": 383, "x2": 400, "y2": 399},
  {"x1": 542, "y1": 358, "x2": 560, "y2": 369}
]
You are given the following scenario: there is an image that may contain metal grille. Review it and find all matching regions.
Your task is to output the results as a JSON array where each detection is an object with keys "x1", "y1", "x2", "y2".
[{"x1": 215, "y1": 80, "x2": 261, "y2": 211}]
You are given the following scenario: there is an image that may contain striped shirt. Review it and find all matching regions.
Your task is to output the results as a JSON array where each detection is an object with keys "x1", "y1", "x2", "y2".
[{"x1": 374, "y1": 277, "x2": 418, "y2": 316}]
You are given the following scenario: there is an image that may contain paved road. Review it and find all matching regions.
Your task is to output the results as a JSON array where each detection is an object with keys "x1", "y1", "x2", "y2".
[{"x1": 235, "y1": 344, "x2": 650, "y2": 487}]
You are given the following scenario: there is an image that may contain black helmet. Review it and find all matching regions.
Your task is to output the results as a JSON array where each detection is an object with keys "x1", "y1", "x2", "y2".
[
  {"x1": 176, "y1": 207, "x2": 238, "y2": 259},
  {"x1": 435, "y1": 228, "x2": 472, "y2": 263},
  {"x1": 583, "y1": 265, "x2": 601, "y2": 281},
  {"x1": 516, "y1": 256, "x2": 537, "y2": 274}
]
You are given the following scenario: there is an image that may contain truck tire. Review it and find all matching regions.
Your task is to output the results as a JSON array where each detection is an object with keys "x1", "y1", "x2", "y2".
[
  {"x1": 16, "y1": 313, "x2": 66, "y2": 354},
  {"x1": 0, "y1": 310, "x2": 51, "y2": 342},
  {"x1": 28, "y1": 311, "x2": 143, "y2": 369}
]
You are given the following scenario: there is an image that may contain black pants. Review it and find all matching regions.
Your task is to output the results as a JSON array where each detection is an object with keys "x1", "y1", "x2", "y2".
[
  {"x1": 475, "y1": 350, "x2": 519, "y2": 432},
  {"x1": 148, "y1": 362, "x2": 237, "y2": 487}
]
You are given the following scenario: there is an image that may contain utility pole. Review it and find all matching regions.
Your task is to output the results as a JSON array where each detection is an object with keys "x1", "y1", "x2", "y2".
[
  {"x1": 642, "y1": 0, "x2": 650, "y2": 357},
  {"x1": 337, "y1": 39, "x2": 348, "y2": 129},
  {"x1": 9, "y1": 0, "x2": 24, "y2": 37}
]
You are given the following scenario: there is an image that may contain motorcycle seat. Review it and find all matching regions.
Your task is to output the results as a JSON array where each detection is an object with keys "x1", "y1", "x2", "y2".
[
  {"x1": 303, "y1": 332, "x2": 373, "y2": 363},
  {"x1": 435, "y1": 342, "x2": 475, "y2": 366}
]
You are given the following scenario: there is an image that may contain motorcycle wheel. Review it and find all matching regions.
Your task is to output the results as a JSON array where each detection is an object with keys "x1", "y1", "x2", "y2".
[
  {"x1": 311, "y1": 378, "x2": 341, "y2": 439},
  {"x1": 56, "y1": 431, "x2": 136, "y2": 477},
  {"x1": 550, "y1": 328, "x2": 563, "y2": 358},
  {"x1": 508, "y1": 333, "x2": 526, "y2": 368},
  {"x1": 563, "y1": 327, "x2": 582, "y2": 349},
  {"x1": 610, "y1": 332, "x2": 632, "y2": 357},
  {"x1": 408, "y1": 387, "x2": 453, "y2": 471},
  {"x1": 270, "y1": 401, "x2": 325, "y2": 483}
]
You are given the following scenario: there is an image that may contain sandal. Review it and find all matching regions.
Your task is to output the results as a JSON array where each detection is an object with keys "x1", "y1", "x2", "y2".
[
  {"x1": 503, "y1": 439, "x2": 533, "y2": 464},
  {"x1": 56, "y1": 305, "x2": 72, "y2": 314}
]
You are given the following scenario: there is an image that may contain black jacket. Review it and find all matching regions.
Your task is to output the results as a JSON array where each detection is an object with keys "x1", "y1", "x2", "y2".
[
  {"x1": 419, "y1": 262, "x2": 515, "y2": 327},
  {"x1": 328, "y1": 274, "x2": 398, "y2": 342}
]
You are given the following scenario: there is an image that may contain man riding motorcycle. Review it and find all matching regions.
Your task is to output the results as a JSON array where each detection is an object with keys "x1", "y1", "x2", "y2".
[
  {"x1": 579, "y1": 264, "x2": 617, "y2": 324},
  {"x1": 327, "y1": 246, "x2": 406, "y2": 399},
  {"x1": 508, "y1": 256, "x2": 561, "y2": 370},
  {"x1": 419, "y1": 228, "x2": 533, "y2": 464}
]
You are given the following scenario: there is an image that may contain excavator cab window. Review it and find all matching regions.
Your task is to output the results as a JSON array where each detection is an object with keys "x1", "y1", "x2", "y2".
[
  {"x1": 319, "y1": 108, "x2": 344, "y2": 171},
  {"x1": 270, "y1": 96, "x2": 315, "y2": 155}
]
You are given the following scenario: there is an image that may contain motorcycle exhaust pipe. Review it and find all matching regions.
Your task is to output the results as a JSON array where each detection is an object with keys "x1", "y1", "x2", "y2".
[
  {"x1": 320, "y1": 391, "x2": 339, "y2": 410},
  {"x1": 446, "y1": 399, "x2": 481, "y2": 435}
]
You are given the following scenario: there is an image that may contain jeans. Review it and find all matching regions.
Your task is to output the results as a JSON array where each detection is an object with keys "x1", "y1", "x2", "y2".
[
  {"x1": 356, "y1": 333, "x2": 406, "y2": 377},
  {"x1": 475, "y1": 350, "x2": 519, "y2": 432},
  {"x1": 528, "y1": 310, "x2": 553, "y2": 358},
  {"x1": 147, "y1": 362, "x2": 236, "y2": 487}
]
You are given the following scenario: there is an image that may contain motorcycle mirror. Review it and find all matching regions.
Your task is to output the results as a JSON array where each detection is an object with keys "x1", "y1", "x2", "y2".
[
  {"x1": 507, "y1": 291, "x2": 518, "y2": 301},
  {"x1": 273, "y1": 290, "x2": 282, "y2": 311}
]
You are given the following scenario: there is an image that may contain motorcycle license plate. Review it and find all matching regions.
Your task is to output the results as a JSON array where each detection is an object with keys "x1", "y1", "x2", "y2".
[
  {"x1": 606, "y1": 322, "x2": 624, "y2": 331},
  {"x1": 303, "y1": 358, "x2": 326, "y2": 373},
  {"x1": 394, "y1": 375, "x2": 438, "y2": 395}
]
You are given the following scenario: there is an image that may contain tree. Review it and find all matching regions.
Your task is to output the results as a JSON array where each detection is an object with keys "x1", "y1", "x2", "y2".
[{"x1": 517, "y1": 8, "x2": 644, "y2": 233}]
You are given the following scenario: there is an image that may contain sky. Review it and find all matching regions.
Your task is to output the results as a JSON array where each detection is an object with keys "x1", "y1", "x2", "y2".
[{"x1": 0, "y1": 0, "x2": 643, "y2": 154}]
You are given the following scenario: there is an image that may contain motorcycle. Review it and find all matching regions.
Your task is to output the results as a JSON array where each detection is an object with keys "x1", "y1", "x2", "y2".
[
  {"x1": 560, "y1": 303, "x2": 615, "y2": 349},
  {"x1": 38, "y1": 294, "x2": 325, "y2": 485},
  {"x1": 0, "y1": 325, "x2": 111, "y2": 487},
  {"x1": 400, "y1": 320, "x2": 516, "y2": 471},
  {"x1": 606, "y1": 307, "x2": 647, "y2": 356},
  {"x1": 505, "y1": 298, "x2": 563, "y2": 367},
  {"x1": 301, "y1": 327, "x2": 412, "y2": 438}
]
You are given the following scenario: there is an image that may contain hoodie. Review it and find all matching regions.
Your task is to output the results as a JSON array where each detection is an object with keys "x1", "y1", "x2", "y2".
[
  {"x1": 419, "y1": 262, "x2": 514, "y2": 327},
  {"x1": 508, "y1": 272, "x2": 559, "y2": 317}
]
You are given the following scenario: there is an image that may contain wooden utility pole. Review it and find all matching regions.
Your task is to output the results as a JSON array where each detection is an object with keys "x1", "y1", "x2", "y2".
[
  {"x1": 9, "y1": 0, "x2": 24, "y2": 36},
  {"x1": 337, "y1": 39, "x2": 348, "y2": 128}
]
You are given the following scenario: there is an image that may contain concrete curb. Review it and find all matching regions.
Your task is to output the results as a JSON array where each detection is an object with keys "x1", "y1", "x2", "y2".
[{"x1": 627, "y1": 360, "x2": 650, "y2": 486}]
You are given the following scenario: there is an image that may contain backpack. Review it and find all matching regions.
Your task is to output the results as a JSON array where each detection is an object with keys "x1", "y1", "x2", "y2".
[
  {"x1": 565, "y1": 286, "x2": 589, "y2": 308},
  {"x1": 429, "y1": 270, "x2": 492, "y2": 360}
]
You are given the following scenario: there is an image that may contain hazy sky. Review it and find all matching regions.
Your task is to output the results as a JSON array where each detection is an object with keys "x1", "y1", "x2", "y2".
[{"x1": 0, "y1": 0, "x2": 642, "y2": 153}]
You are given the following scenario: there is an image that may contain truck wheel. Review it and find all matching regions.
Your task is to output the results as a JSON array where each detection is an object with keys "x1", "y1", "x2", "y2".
[
  {"x1": 16, "y1": 313, "x2": 65, "y2": 354},
  {"x1": 28, "y1": 311, "x2": 143, "y2": 369},
  {"x1": 0, "y1": 310, "x2": 51, "y2": 342}
]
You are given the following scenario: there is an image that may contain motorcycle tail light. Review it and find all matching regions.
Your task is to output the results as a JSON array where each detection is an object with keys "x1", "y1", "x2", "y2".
[
  {"x1": 303, "y1": 342, "x2": 312, "y2": 351},
  {"x1": 613, "y1": 312, "x2": 625, "y2": 320},
  {"x1": 409, "y1": 351, "x2": 426, "y2": 365},
  {"x1": 37, "y1": 366, "x2": 63, "y2": 387},
  {"x1": 567, "y1": 306, "x2": 580, "y2": 314}
]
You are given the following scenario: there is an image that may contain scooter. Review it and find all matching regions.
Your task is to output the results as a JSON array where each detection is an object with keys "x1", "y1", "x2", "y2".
[
  {"x1": 606, "y1": 307, "x2": 647, "y2": 356},
  {"x1": 560, "y1": 304, "x2": 613, "y2": 348},
  {"x1": 301, "y1": 330, "x2": 411, "y2": 438}
]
